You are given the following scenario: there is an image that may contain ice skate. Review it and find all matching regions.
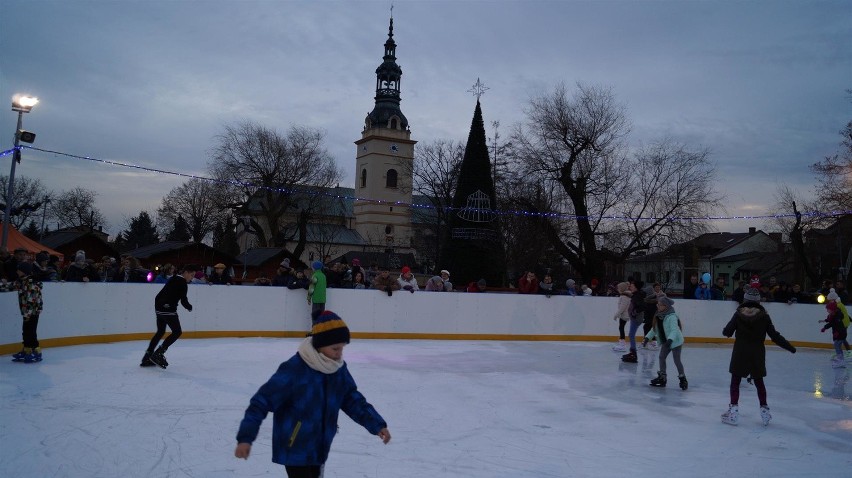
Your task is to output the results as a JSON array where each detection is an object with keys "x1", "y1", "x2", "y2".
[
  {"x1": 612, "y1": 339, "x2": 627, "y2": 352},
  {"x1": 650, "y1": 371, "x2": 667, "y2": 387},
  {"x1": 721, "y1": 404, "x2": 739, "y2": 426},
  {"x1": 140, "y1": 351, "x2": 156, "y2": 367},
  {"x1": 678, "y1": 375, "x2": 688, "y2": 390},
  {"x1": 831, "y1": 355, "x2": 846, "y2": 368},
  {"x1": 29, "y1": 347, "x2": 42, "y2": 363},
  {"x1": 648, "y1": 340, "x2": 659, "y2": 351},
  {"x1": 150, "y1": 348, "x2": 169, "y2": 369},
  {"x1": 760, "y1": 406, "x2": 771, "y2": 426},
  {"x1": 845, "y1": 350, "x2": 852, "y2": 361},
  {"x1": 621, "y1": 351, "x2": 638, "y2": 363},
  {"x1": 11, "y1": 348, "x2": 29, "y2": 362}
]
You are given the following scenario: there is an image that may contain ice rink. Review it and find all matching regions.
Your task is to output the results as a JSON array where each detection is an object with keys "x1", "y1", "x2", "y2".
[{"x1": 1, "y1": 338, "x2": 850, "y2": 477}]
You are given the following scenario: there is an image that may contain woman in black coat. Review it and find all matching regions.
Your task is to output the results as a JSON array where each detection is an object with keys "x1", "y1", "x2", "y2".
[{"x1": 720, "y1": 287, "x2": 796, "y2": 426}]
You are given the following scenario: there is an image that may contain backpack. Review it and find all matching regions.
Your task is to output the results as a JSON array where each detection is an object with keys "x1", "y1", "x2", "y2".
[{"x1": 838, "y1": 302, "x2": 851, "y2": 329}]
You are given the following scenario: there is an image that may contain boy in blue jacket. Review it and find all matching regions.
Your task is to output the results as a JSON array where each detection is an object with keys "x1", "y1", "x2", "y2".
[{"x1": 235, "y1": 311, "x2": 391, "y2": 478}]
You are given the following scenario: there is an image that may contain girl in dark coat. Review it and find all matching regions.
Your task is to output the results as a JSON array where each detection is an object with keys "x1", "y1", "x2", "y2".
[{"x1": 721, "y1": 286, "x2": 796, "y2": 426}]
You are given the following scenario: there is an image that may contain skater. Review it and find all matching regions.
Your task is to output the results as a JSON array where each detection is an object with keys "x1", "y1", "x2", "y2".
[
  {"x1": 141, "y1": 264, "x2": 198, "y2": 369},
  {"x1": 621, "y1": 280, "x2": 646, "y2": 363},
  {"x1": 234, "y1": 311, "x2": 391, "y2": 478},
  {"x1": 721, "y1": 285, "x2": 796, "y2": 426},
  {"x1": 820, "y1": 301, "x2": 847, "y2": 368},
  {"x1": 640, "y1": 283, "x2": 660, "y2": 351},
  {"x1": 644, "y1": 295, "x2": 687, "y2": 390},
  {"x1": 307, "y1": 260, "x2": 326, "y2": 323},
  {"x1": 9, "y1": 260, "x2": 44, "y2": 363},
  {"x1": 611, "y1": 282, "x2": 631, "y2": 352},
  {"x1": 825, "y1": 288, "x2": 851, "y2": 359}
]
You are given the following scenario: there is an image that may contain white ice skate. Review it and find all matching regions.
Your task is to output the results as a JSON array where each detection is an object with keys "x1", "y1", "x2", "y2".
[
  {"x1": 831, "y1": 355, "x2": 847, "y2": 368},
  {"x1": 612, "y1": 339, "x2": 627, "y2": 352},
  {"x1": 721, "y1": 404, "x2": 739, "y2": 426},
  {"x1": 845, "y1": 350, "x2": 852, "y2": 361},
  {"x1": 760, "y1": 406, "x2": 771, "y2": 426}
]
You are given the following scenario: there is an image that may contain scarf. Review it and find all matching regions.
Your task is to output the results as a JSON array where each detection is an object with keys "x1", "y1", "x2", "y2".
[{"x1": 297, "y1": 337, "x2": 343, "y2": 374}]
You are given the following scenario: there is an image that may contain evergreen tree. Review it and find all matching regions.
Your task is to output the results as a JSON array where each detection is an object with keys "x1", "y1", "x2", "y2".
[
  {"x1": 212, "y1": 219, "x2": 239, "y2": 257},
  {"x1": 122, "y1": 211, "x2": 159, "y2": 250},
  {"x1": 22, "y1": 220, "x2": 40, "y2": 240},
  {"x1": 440, "y1": 100, "x2": 506, "y2": 287},
  {"x1": 166, "y1": 215, "x2": 192, "y2": 242}
]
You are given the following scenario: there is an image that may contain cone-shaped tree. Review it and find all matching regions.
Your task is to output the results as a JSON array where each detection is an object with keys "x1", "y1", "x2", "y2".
[{"x1": 440, "y1": 101, "x2": 505, "y2": 288}]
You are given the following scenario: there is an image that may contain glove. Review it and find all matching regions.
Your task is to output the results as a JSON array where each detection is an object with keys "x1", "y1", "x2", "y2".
[
  {"x1": 385, "y1": 286, "x2": 393, "y2": 297},
  {"x1": 186, "y1": 304, "x2": 193, "y2": 312},
  {"x1": 790, "y1": 347, "x2": 796, "y2": 354}
]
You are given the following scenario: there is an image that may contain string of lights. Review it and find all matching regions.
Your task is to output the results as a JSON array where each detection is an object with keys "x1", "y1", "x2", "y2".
[{"x1": 5, "y1": 145, "x2": 851, "y2": 222}]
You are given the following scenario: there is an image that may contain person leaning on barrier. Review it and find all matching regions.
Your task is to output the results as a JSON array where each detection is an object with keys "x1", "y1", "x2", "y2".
[{"x1": 371, "y1": 268, "x2": 401, "y2": 296}]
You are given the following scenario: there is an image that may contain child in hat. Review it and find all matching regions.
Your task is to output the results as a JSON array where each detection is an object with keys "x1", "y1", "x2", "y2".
[
  {"x1": 721, "y1": 286, "x2": 796, "y2": 426},
  {"x1": 644, "y1": 295, "x2": 687, "y2": 389},
  {"x1": 10, "y1": 260, "x2": 44, "y2": 363},
  {"x1": 820, "y1": 301, "x2": 847, "y2": 368},
  {"x1": 824, "y1": 288, "x2": 851, "y2": 359},
  {"x1": 142, "y1": 264, "x2": 198, "y2": 368},
  {"x1": 307, "y1": 260, "x2": 326, "y2": 323},
  {"x1": 235, "y1": 311, "x2": 391, "y2": 478}
]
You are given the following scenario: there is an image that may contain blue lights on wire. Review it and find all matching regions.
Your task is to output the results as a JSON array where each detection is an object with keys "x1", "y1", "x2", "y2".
[{"x1": 3, "y1": 145, "x2": 850, "y2": 222}]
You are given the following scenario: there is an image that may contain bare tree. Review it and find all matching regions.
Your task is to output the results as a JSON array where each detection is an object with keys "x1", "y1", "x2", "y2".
[
  {"x1": 49, "y1": 187, "x2": 106, "y2": 231},
  {"x1": 510, "y1": 83, "x2": 721, "y2": 282},
  {"x1": 210, "y1": 122, "x2": 342, "y2": 248},
  {"x1": 0, "y1": 175, "x2": 52, "y2": 229},
  {"x1": 157, "y1": 178, "x2": 231, "y2": 243},
  {"x1": 404, "y1": 139, "x2": 464, "y2": 265},
  {"x1": 810, "y1": 120, "x2": 852, "y2": 213}
]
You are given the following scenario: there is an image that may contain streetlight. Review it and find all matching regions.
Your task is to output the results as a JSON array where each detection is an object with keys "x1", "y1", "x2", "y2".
[{"x1": 2, "y1": 94, "x2": 38, "y2": 249}]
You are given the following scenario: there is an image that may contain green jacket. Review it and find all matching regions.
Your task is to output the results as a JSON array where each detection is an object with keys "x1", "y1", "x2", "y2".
[{"x1": 308, "y1": 270, "x2": 327, "y2": 304}]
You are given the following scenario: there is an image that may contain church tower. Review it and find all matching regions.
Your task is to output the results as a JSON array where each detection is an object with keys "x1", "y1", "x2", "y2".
[{"x1": 353, "y1": 16, "x2": 416, "y2": 253}]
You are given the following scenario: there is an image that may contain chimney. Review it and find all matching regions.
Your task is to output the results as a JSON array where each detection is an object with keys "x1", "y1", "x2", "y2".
[{"x1": 748, "y1": 227, "x2": 756, "y2": 234}]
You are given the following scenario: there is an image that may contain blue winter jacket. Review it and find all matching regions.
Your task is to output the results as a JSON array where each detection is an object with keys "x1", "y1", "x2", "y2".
[{"x1": 236, "y1": 352, "x2": 386, "y2": 466}]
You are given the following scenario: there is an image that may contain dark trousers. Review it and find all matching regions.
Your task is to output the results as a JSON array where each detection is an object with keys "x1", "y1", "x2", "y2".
[
  {"x1": 147, "y1": 314, "x2": 182, "y2": 352},
  {"x1": 22, "y1": 313, "x2": 40, "y2": 348},
  {"x1": 286, "y1": 465, "x2": 322, "y2": 478},
  {"x1": 311, "y1": 302, "x2": 325, "y2": 323}
]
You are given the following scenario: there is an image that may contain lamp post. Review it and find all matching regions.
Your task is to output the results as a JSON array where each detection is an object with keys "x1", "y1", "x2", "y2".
[
  {"x1": 2, "y1": 94, "x2": 38, "y2": 249},
  {"x1": 39, "y1": 195, "x2": 51, "y2": 241},
  {"x1": 241, "y1": 215, "x2": 251, "y2": 280}
]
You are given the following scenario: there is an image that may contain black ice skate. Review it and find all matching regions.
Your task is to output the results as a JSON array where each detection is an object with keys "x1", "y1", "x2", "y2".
[
  {"x1": 621, "y1": 351, "x2": 638, "y2": 363},
  {"x1": 140, "y1": 351, "x2": 156, "y2": 367},
  {"x1": 679, "y1": 375, "x2": 688, "y2": 390},
  {"x1": 150, "y1": 348, "x2": 169, "y2": 369},
  {"x1": 650, "y1": 371, "x2": 667, "y2": 387}
]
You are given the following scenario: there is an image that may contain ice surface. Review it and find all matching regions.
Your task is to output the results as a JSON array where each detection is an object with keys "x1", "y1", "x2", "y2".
[{"x1": 1, "y1": 338, "x2": 850, "y2": 477}]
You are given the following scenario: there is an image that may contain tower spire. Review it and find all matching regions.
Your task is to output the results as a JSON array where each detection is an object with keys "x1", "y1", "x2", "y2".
[{"x1": 364, "y1": 15, "x2": 407, "y2": 131}]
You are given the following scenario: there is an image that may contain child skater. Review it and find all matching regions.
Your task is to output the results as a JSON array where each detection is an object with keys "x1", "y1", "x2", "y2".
[
  {"x1": 621, "y1": 280, "x2": 646, "y2": 363},
  {"x1": 820, "y1": 301, "x2": 847, "y2": 368},
  {"x1": 825, "y1": 288, "x2": 851, "y2": 359},
  {"x1": 644, "y1": 295, "x2": 687, "y2": 389},
  {"x1": 141, "y1": 264, "x2": 198, "y2": 369},
  {"x1": 611, "y1": 282, "x2": 631, "y2": 352},
  {"x1": 307, "y1": 260, "x2": 326, "y2": 323},
  {"x1": 234, "y1": 311, "x2": 391, "y2": 478},
  {"x1": 10, "y1": 261, "x2": 44, "y2": 363},
  {"x1": 721, "y1": 285, "x2": 796, "y2": 426}
]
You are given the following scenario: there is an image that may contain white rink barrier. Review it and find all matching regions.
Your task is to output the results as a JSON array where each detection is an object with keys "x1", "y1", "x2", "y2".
[{"x1": 0, "y1": 282, "x2": 833, "y2": 353}]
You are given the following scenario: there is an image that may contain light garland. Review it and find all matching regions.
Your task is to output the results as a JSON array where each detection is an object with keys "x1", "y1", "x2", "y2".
[{"x1": 4, "y1": 145, "x2": 852, "y2": 222}]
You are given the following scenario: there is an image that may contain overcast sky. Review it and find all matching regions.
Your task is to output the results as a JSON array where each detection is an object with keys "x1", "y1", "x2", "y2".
[{"x1": 1, "y1": 0, "x2": 849, "y2": 237}]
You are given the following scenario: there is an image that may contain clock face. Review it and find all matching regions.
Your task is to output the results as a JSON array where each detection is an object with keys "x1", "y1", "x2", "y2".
[{"x1": 390, "y1": 143, "x2": 399, "y2": 153}]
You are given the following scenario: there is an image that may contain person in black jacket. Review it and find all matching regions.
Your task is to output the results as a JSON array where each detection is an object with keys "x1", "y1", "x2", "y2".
[
  {"x1": 141, "y1": 264, "x2": 198, "y2": 368},
  {"x1": 720, "y1": 286, "x2": 796, "y2": 427}
]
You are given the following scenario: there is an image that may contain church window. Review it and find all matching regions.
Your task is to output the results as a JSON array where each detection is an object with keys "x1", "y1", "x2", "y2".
[
  {"x1": 360, "y1": 168, "x2": 367, "y2": 188},
  {"x1": 386, "y1": 169, "x2": 398, "y2": 188}
]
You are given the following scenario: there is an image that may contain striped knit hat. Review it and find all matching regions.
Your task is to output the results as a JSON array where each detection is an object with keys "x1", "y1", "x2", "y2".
[{"x1": 311, "y1": 311, "x2": 351, "y2": 349}]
